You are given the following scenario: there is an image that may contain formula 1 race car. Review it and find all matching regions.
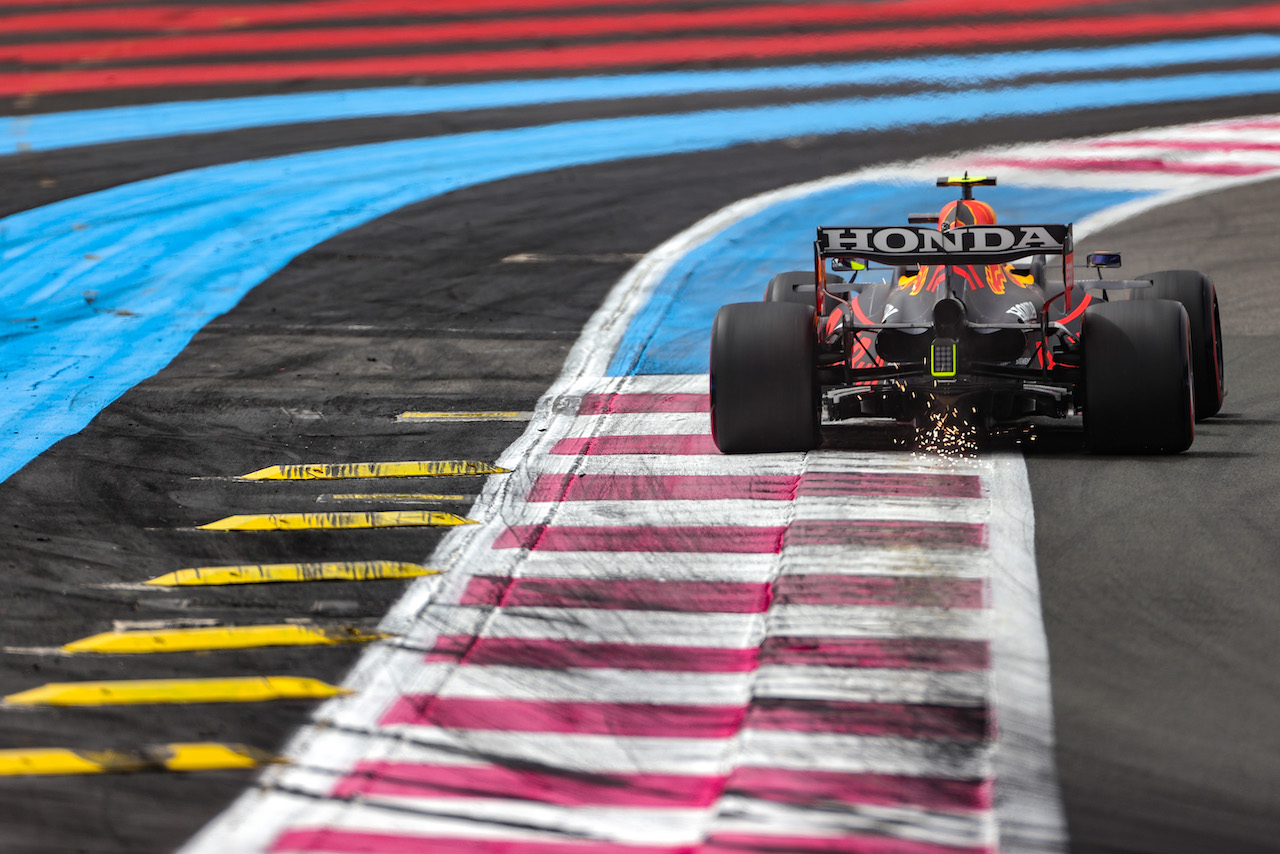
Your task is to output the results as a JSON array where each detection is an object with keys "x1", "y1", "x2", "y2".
[{"x1": 710, "y1": 175, "x2": 1224, "y2": 454}]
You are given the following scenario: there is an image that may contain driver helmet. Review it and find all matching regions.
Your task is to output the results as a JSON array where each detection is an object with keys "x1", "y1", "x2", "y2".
[{"x1": 938, "y1": 199, "x2": 997, "y2": 231}]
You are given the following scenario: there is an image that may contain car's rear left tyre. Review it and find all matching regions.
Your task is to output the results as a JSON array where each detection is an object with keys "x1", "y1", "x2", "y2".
[
  {"x1": 1133, "y1": 269, "x2": 1224, "y2": 418},
  {"x1": 711, "y1": 302, "x2": 819, "y2": 453},
  {"x1": 1082, "y1": 299, "x2": 1195, "y2": 454},
  {"x1": 764, "y1": 271, "x2": 817, "y2": 306}
]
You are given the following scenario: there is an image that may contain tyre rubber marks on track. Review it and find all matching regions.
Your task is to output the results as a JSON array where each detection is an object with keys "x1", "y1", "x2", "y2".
[{"x1": 228, "y1": 374, "x2": 1004, "y2": 854}]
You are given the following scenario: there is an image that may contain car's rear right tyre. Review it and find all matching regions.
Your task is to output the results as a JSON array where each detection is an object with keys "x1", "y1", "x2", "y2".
[
  {"x1": 1082, "y1": 299, "x2": 1195, "y2": 454},
  {"x1": 1133, "y1": 269, "x2": 1224, "y2": 418},
  {"x1": 711, "y1": 302, "x2": 818, "y2": 453}
]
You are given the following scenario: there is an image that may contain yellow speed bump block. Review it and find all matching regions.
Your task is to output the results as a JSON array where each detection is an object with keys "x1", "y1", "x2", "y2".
[
  {"x1": 240, "y1": 460, "x2": 509, "y2": 480},
  {"x1": 163, "y1": 741, "x2": 279, "y2": 771},
  {"x1": 3, "y1": 676, "x2": 351, "y2": 707},
  {"x1": 0, "y1": 749, "x2": 105, "y2": 775},
  {"x1": 62, "y1": 624, "x2": 387, "y2": 655},
  {"x1": 146, "y1": 560, "x2": 436, "y2": 587},
  {"x1": 198, "y1": 510, "x2": 475, "y2": 531},
  {"x1": 0, "y1": 743, "x2": 278, "y2": 776}
]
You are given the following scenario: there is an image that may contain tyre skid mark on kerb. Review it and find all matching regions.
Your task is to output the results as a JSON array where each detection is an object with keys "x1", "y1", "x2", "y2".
[
  {"x1": 317, "y1": 793, "x2": 990, "y2": 844},
  {"x1": 446, "y1": 552, "x2": 790, "y2": 583},
  {"x1": 425, "y1": 636, "x2": 764, "y2": 672},
  {"x1": 501, "y1": 495, "x2": 989, "y2": 528},
  {"x1": 415, "y1": 606, "x2": 988, "y2": 647},
  {"x1": 280, "y1": 721, "x2": 990, "y2": 777},
  {"x1": 183, "y1": 412, "x2": 1001, "y2": 842},
  {"x1": 379, "y1": 697, "x2": 750, "y2": 737},
  {"x1": 486, "y1": 519, "x2": 991, "y2": 549},
  {"x1": 228, "y1": 377, "x2": 1002, "y2": 851},
  {"x1": 323, "y1": 769, "x2": 996, "y2": 821},
  {"x1": 458, "y1": 576, "x2": 776, "y2": 612},
  {"x1": 345, "y1": 727, "x2": 992, "y2": 779},
  {"x1": 333, "y1": 762, "x2": 729, "y2": 807},
  {"x1": 265, "y1": 829, "x2": 987, "y2": 854},
  {"x1": 551, "y1": 434, "x2": 720, "y2": 455},
  {"x1": 373, "y1": 663, "x2": 988, "y2": 708},
  {"x1": 187, "y1": 118, "x2": 1280, "y2": 852},
  {"x1": 525, "y1": 471, "x2": 983, "y2": 501},
  {"x1": 455, "y1": 575, "x2": 983, "y2": 611},
  {"x1": 577, "y1": 392, "x2": 710, "y2": 414}
]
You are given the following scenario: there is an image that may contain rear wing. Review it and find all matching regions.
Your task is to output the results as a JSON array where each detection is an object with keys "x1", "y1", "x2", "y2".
[{"x1": 812, "y1": 223, "x2": 1074, "y2": 313}]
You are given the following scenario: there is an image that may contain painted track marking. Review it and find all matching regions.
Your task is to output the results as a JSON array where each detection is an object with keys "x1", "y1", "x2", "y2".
[
  {"x1": 239, "y1": 461, "x2": 509, "y2": 480},
  {"x1": 196, "y1": 511, "x2": 476, "y2": 532},
  {"x1": 184, "y1": 366, "x2": 1006, "y2": 852},
  {"x1": 181, "y1": 111, "x2": 1280, "y2": 851},
  {"x1": 10, "y1": 64, "x2": 1280, "y2": 484},
  {"x1": 0, "y1": 743, "x2": 278, "y2": 776},
  {"x1": 2, "y1": 1, "x2": 1277, "y2": 97},
  {"x1": 4, "y1": 677, "x2": 351, "y2": 707},
  {"x1": 61, "y1": 625, "x2": 386, "y2": 655},
  {"x1": 6, "y1": 35, "x2": 1280, "y2": 155},
  {"x1": 144, "y1": 561, "x2": 437, "y2": 587}
]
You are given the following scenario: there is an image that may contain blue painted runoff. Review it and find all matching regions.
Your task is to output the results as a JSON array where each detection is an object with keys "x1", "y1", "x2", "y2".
[
  {"x1": 608, "y1": 184, "x2": 1149, "y2": 376},
  {"x1": 6, "y1": 64, "x2": 1280, "y2": 481},
  {"x1": 2, "y1": 34, "x2": 1280, "y2": 155}
]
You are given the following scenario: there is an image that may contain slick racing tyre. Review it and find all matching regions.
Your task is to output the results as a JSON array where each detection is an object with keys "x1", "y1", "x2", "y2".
[
  {"x1": 1134, "y1": 269, "x2": 1224, "y2": 419},
  {"x1": 764, "y1": 271, "x2": 817, "y2": 305},
  {"x1": 711, "y1": 302, "x2": 819, "y2": 453},
  {"x1": 1082, "y1": 299, "x2": 1195, "y2": 454},
  {"x1": 764, "y1": 271, "x2": 843, "y2": 306}
]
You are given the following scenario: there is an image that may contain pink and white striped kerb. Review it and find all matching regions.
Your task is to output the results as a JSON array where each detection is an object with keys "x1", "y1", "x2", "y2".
[
  {"x1": 260, "y1": 375, "x2": 1003, "y2": 854},
  {"x1": 965, "y1": 114, "x2": 1280, "y2": 189}
]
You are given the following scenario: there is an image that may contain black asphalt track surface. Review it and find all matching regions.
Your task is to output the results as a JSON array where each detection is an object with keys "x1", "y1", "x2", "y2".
[
  {"x1": 4, "y1": 22, "x2": 1280, "y2": 854},
  {"x1": 1026, "y1": 176, "x2": 1280, "y2": 854}
]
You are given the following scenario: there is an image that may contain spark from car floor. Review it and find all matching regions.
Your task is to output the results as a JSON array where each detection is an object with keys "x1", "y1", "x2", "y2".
[{"x1": 914, "y1": 404, "x2": 982, "y2": 459}]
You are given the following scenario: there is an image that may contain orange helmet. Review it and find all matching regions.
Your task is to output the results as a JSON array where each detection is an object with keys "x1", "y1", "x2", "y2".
[{"x1": 938, "y1": 199, "x2": 997, "y2": 231}]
